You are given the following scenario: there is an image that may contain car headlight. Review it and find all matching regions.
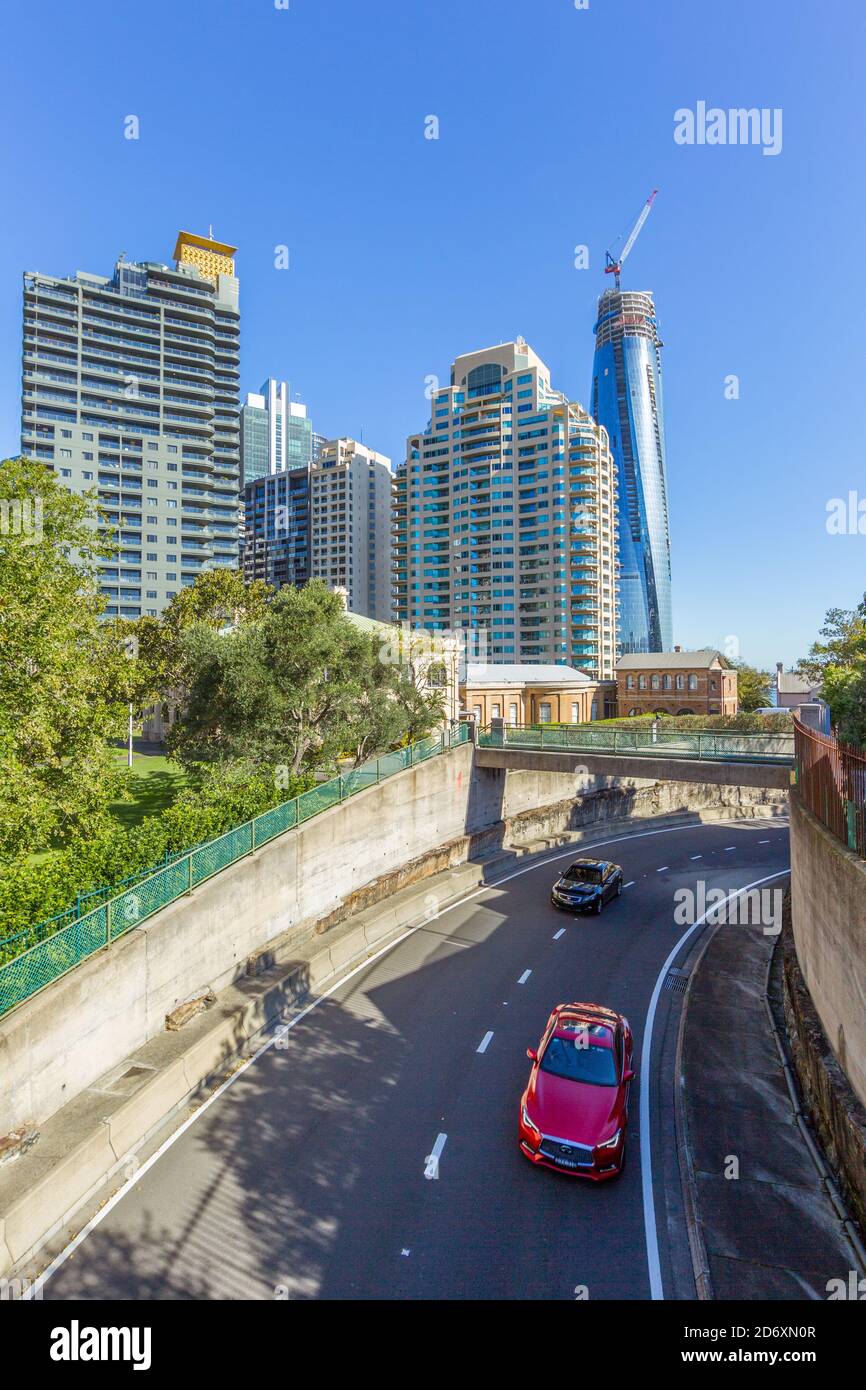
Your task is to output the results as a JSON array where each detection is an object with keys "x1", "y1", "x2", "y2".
[
  {"x1": 597, "y1": 1129, "x2": 622, "y2": 1150},
  {"x1": 521, "y1": 1105, "x2": 540, "y2": 1137}
]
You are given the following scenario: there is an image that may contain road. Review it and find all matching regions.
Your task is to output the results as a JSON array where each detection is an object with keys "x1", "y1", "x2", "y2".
[{"x1": 37, "y1": 817, "x2": 790, "y2": 1301}]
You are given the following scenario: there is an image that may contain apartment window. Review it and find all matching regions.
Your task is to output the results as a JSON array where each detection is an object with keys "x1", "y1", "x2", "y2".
[
  {"x1": 82, "y1": 432, "x2": 93, "y2": 441},
  {"x1": 61, "y1": 429, "x2": 72, "y2": 438},
  {"x1": 60, "y1": 468, "x2": 71, "y2": 477},
  {"x1": 59, "y1": 448, "x2": 72, "y2": 459},
  {"x1": 82, "y1": 470, "x2": 93, "y2": 480}
]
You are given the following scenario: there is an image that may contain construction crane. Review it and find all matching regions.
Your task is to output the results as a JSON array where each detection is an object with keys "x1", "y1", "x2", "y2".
[{"x1": 604, "y1": 190, "x2": 658, "y2": 290}]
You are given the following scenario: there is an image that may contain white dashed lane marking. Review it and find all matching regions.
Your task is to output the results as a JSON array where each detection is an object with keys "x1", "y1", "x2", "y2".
[
  {"x1": 553, "y1": 928, "x2": 566, "y2": 939},
  {"x1": 518, "y1": 969, "x2": 532, "y2": 985},
  {"x1": 476, "y1": 1031, "x2": 494, "y2": 1054}
]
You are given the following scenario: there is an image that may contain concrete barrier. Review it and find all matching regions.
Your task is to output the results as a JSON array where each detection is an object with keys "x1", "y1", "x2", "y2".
[{"x1": 789, "y1": 793, "x2": 866, "y2": 1110}]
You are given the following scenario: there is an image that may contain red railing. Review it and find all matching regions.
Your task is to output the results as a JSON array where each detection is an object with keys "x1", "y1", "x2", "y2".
[{"x1": 794, "y1": 718, "x2": 866, "y2": 856}]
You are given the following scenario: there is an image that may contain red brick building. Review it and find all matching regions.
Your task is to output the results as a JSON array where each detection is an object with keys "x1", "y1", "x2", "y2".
[{"x1": 616, "y1": 648, "x2": 738, "y2": 718}]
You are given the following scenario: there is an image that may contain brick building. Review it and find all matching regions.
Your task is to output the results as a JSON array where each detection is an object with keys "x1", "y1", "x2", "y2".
[{"x1": 616, "y1": 648, "x2": 737, "y2": 717}]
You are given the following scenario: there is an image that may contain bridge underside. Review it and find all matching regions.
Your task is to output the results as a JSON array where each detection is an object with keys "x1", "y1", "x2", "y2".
[{"x1": 474, "y1": 746, "x2": 792, "y2": 790}]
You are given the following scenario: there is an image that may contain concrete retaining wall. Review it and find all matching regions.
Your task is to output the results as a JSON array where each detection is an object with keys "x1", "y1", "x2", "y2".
[
  {"x1": 789, "y1": 793, "x2": 866, "y2": 1109},
  {"x1": 0, "y1": 744, "x2": 786, "y2": 1142}
]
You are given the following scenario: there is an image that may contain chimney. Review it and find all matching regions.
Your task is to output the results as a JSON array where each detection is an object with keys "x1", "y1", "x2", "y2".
[
  {"x1": 776, "y1": 662, "x2": 783, "y2": 674},
  {"x1": 673, "y1": 645, "x2": 681, "y2": 653}
]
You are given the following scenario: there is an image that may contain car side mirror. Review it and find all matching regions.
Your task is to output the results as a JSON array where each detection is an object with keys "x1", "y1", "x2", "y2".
[
  {"x1": 623, "y1": 1068, "x2": 636, "y2": 1083},
  {"x1": 527, "y1": 1047, "x2": 538, "y2": 1062}
]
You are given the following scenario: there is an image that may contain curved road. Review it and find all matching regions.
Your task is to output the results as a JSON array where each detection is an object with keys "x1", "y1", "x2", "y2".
[{"x1": 36, "y1": 817, "x2": 789, "y2": 1301}]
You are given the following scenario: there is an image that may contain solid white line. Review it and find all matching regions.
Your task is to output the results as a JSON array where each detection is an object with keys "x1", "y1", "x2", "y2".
[
  {"x1": 758, "y1": 839, "x2": 770, "y2": 844},
  {"x1": 477, "y1": 1031, "x2": 494, "y2": 1054},
  {"x1": 25, "y1": 817, "x2": 788, "y2": 1297},
  {"x1": 624, "y1": 881, "x2": 636, "y2": 888},
  {"x1": 518, "y1": 969, "x2": 532, "y2": 985},
  {"x1": 553, "y1": 928, "x2": 566, "y2": 939},
  {"x1": 656, "y1": 866, "x2": 669, "y2": 873},
  {"x1": 724, "y1": 846, "x2": 736, "y2": 851},
  {"x1": 639, "y1": 868, "x2": 790, "y2": 1301}
]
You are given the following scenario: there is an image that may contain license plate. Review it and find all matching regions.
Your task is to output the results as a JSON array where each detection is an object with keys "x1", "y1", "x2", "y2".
[{"x1": 557, "y1": 1157, "x2": 579, "y2": 1169}]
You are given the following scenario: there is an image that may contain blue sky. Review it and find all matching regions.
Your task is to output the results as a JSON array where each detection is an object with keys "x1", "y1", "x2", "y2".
[{"x1": 2, "y1": 0, "x2": 864, "y2": 670}]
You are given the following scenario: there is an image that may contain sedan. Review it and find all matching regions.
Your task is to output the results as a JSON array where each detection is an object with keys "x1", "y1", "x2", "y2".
[
  {"x1": 550, "y1": 859, "x2": 624, "y2": 914},
  {"x1": 518, "y1": 1002, "x2": 635, "y2": 1180}
]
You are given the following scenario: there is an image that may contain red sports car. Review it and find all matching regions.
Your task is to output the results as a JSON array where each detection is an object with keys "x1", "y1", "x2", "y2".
[{"x1": 518, "y1": 1002, "x2": 635, "y2": 1180}]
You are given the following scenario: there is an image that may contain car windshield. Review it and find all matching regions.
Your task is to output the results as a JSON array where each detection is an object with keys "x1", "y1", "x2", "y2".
[
  {"x1": 563, "y1": 865, "x2": 603, "y2": 885},
  {"x1": 540, "y1": 1036, "x2": 618, "y2": 1086}
]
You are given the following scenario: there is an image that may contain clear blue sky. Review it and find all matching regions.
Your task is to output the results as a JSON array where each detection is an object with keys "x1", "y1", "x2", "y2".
[{"x1": 2, "y1": 0, "x2": 864, "y2": 671}]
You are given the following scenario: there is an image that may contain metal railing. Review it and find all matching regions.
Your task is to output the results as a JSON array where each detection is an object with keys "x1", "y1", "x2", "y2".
[
  {"x1": 793, "y1": 718, "x2": 866, "y2": 856},
  {"x1": 477, "y1": 723, "x2": 795, "y2": 763},
  {"x1": 0, "y1": 724, "x2": 470, "y2": 1020}
]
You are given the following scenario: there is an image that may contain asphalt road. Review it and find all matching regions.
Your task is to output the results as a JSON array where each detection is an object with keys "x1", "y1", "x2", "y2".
[{"x1": 38, "y1": 817, "x2": 790, "y2": 1301}]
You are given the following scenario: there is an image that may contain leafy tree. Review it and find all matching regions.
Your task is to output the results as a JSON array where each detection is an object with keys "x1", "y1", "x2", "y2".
[
  {"x1": 799, "y1": 595, "x2": 866, "y2": 745},
  {"x1": 731, "y1": 660, "x2": 772, "y2": 712},
  {"x1": 125, "y1": 567, "x2": 273, "y2": 708},
  {"x1": 0, "y1": 456, "x2": 130, "y2": 859}
]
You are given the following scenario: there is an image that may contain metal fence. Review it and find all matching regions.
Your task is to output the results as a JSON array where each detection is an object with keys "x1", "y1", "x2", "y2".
[
  {"x1": 477, "y1": 723, "x2": 795, "y2": 763},
  {"x1": 0, "y1": 723, "x2": 469, "y2": 1019},
  {"x1": 793, "y1": 718, "x2": 866, "y2": 856}
]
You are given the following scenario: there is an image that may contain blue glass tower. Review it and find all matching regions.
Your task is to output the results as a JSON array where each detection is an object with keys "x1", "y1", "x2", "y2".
[{"x1": 591, "y1": 289, "x2": 672, "y2": 653}]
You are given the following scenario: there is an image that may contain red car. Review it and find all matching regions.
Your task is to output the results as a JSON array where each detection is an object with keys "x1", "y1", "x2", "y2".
[{"x1": 518, "y1": 1002, "x2": 635, "y2": 1181}]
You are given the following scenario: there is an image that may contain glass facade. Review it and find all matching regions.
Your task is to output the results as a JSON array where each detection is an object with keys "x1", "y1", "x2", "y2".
[
  {"x1": 242, "y1": 467, "x2": 310, "y2": 590},
  {"x1": 591, "y1": 289, "x2": 672, "y2": 654}
]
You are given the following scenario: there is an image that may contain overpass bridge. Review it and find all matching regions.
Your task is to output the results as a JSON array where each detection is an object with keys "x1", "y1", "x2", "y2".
[{"x1": 475, "y1": 723, "x2": 794, "y2": 790}]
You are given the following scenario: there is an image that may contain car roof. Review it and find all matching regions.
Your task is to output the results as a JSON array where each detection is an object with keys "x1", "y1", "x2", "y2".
[{"x1": 551, "y1": 1008, "x2": 618, "y2": 1046}]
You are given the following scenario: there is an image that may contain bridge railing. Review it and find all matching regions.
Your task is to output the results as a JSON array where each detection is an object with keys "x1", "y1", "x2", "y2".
[
  {"x1": 477, "y1": 723, "x2": 795, "y2": 763},
  {"x1": 794, "y1": 718, "x2": 866, "y2": 856},
  {"x1": 0, "y1": 723, "x2": 470, "y2": 1020}
]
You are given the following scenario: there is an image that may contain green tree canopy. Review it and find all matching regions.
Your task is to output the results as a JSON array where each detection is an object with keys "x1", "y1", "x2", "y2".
[
  {"x1": 799, "y1": 595, "x2": 866, "y2": 745},
  {"x1": 731, "y1": 660, "x2": 772, "y2": 712},
  {"x1": 0, "y1": 456, "x2": 131, "y2": 859}
]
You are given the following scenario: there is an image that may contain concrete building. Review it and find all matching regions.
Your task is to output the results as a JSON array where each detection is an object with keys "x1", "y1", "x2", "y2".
[
  {"x1": 312, "y1": 438, "x2": 393, "y2": 622},
  {"x1": 461, "y1": 663, "x2": 616, "y2": 726},
  {"x1": 240, "y1": 379, "x2": 312, "y2": 486},
  {"x1": 394, "y1": 338, "x2": 619, "y2": 679},
  {"x1": 774, "y1": 662, "x2": 822, "y2": 710},
  {"x1": 21, "y1": 231, "x2": 241, "y2": 618},
  {"x1": 616, "y1": 648, "x2": 737, "y2": 717}
]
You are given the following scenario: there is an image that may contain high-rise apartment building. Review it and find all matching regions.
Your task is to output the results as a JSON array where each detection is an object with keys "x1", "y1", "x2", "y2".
[
  {"x1": 21, "y1": 230, "x2": 240, "y2": 618},
  {"x1": 312, "y1": 438, "x2": 393, "y2": 622},
  {"x1": 239, "y1": 379, "x2": 312, "y2": 486},
  {"x1": 242, "y1": 467, "x2": 310, "y2": 590},
  {"x1": 394, "y1": 339, "x2": 619, "y2": 679},
  {"x1": 591, "y1": 288, "x2": 672, "y2": 653}
]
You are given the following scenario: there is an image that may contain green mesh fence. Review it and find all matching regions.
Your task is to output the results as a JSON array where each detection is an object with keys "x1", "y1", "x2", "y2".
[
  {"x1": 478, "y1": 724, "x2": 794, "y2": 762},
  {"x1": 0, "y1": 724, "x2": 469, "y2": 1018}
]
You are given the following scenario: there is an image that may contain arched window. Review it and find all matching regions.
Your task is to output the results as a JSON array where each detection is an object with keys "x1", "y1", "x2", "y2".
[
  {"x1": 626, "y1": 674, "x2": 635, "y2": 690},
  {"x1": 628, "y1": 708, "x2": 641, "y2": 717},
  {"x1": 663, "y1": 674, "x2": 672, "y2": 691},
  {"x1": 638, "y1": 675, "x2": 647, "y2": 690},
  {"x1": 688, "y1": 674, "x2": 698, "y2": 691},
  {"x1": 651, "y1": 674, "x2": 660, "y2": 690},
  {"x1": 676, "y1": 674, "x2": 685, "y2": 690}
]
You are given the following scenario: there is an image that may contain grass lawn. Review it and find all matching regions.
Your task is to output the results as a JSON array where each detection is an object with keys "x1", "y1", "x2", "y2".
[{"x1": 109, "y1": 750, "x2": 188, "y2": 829}]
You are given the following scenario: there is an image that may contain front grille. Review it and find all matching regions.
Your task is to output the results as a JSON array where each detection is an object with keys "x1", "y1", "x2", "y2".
[{"x1": 539, "y1": 1136, "x2": 595, "y2": 1169}]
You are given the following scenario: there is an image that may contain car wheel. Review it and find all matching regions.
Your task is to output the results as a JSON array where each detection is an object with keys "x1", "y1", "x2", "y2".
[{"x1": 595, "y1": 895, "x2": 603, "y2": 914}]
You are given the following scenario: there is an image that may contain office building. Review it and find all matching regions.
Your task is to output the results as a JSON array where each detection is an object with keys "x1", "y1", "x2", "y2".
[
  {"x1": 394, "y1": 338, "x2": 619, "y2": 680},
  {"x1": 240, "y1": 379, "x2": 312, "y2": 485},
  {"x1": 21, "y1": 230, "x2": 240, "y2": 618},
  {"x1": 312, "y1": 438, "x2": 393, "y2": 622},
  {"x1": 591, "y1": 288, "x2": 672, "y2": 653},
  {"x1": 242, "y1": 467, "x2": 310, "y2": 590}
]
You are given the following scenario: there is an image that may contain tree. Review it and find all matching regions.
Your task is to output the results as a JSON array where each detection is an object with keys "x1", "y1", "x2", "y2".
[
  {"x1": 0, "y1": 456, "x2": 130, "y2": 859},
  {"x1": 799, "y1": 596, "x2": 866, "y2": 745},
  {"x1": 126, "y1": 567, "x2": 273, "y2": 708},
  {"x1": 731, "y1": 660, "x2": 772, "y2": 712}
]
